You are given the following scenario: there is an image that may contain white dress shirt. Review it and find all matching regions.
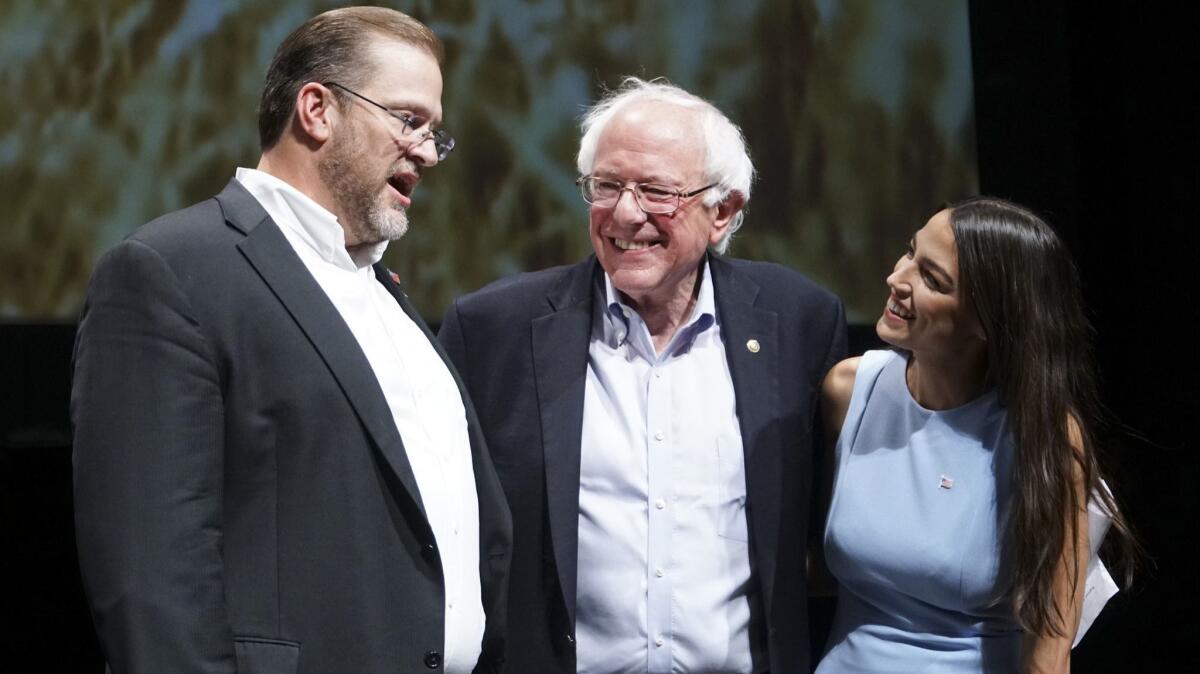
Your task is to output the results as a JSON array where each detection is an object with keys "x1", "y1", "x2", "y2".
[
  {"x1": 235, "y1": 168, "x2": 483, "y2": 674},
  {"x1": 576, "y1": 261, "x2": 766, "y2": 674}
]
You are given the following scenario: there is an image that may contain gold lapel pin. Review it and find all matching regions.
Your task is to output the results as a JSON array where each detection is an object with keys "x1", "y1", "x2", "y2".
[{"x1": 746, "y1": 339, "x2": 760, "y2": 353}]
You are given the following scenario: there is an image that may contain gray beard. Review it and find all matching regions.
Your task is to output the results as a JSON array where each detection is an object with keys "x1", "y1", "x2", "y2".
[{"x1": 318, "y1": 129, "x2": 410, "y2": 246}]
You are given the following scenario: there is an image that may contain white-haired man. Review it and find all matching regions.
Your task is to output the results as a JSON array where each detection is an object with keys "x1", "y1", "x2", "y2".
[{"x1": 440, "y1": 78, "x2": 846, "y2": 674}]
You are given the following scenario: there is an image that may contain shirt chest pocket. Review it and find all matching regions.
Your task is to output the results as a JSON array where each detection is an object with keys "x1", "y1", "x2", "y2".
[{"x1": 717, "y1": 435, "x2": 749, "y2": 542}]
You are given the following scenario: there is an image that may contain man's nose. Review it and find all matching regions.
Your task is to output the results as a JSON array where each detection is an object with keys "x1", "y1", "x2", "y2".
[
  {"x1": 611, "y1": 187, "x2": 646, "y2": 223},
  {"x1": 406, "y1": 135, "x2": 439, "y2": 167}
]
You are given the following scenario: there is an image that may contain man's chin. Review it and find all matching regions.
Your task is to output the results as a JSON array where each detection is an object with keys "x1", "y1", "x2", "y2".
[
  {"x1": 379, "y1": 200, "x2": 410, "y2": 239},
  {"x1": 380, "y1": 215, "x2": 409, "y2": 241},
  {"x1": 361, "y1": 208, "x2": 410, "y2": 243},
  {"x1": 607, "y1": 270, "x2": 668, "y2": 303},
  {"x1": 343, "y1": 221, "x2": 407, "y2": 251}
]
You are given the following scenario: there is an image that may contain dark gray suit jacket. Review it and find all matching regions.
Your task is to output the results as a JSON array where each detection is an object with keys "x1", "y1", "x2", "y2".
[
  {"x1": 71, "y1": 179, "x2": 512, "y2": 674},
  {"x1": 438, "y1": 255, "x2": 846, "y2": 673}
]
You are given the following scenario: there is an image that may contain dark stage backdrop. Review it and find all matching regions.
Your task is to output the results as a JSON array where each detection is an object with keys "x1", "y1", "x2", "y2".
[
  {"x1": 2, "y1": 0, "x2": 1196, "y2": 672},
  {"x1": 0, "y1": 0, "x2": 977, "y2": 323},
  {"x1": 967, "y1": 1, "x2": 1198, "y2": 671}
]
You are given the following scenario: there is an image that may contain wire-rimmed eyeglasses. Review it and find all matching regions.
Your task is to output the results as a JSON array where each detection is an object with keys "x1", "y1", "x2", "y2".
[
  {"x1": 576, "y1": 175, "x2": 717, "y2": 215},
  {"x1": 324, "y1": 81, "x2": 455, "y2": 161}
]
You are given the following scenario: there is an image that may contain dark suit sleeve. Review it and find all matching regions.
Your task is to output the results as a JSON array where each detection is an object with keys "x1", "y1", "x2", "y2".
[
  {"x1": 808, "y1": 297, "x2": 848, "y2": 542},
  {"x1": 71, "y1": 239, "x2": 236, "y2": 673},
  {"x1": 437, "y1": 299, "x2": 470, "y2": 381},
  {"x1": 822, "y1": 299, "x2": 849, "y2": 376}
]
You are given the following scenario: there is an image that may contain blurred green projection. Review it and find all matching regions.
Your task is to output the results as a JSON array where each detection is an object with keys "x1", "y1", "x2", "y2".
[{"x1": 1, "y1": 0, "x2": 976, "y2": 322}]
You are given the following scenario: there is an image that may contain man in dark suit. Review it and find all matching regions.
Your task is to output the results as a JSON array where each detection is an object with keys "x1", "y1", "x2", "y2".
[
  {"x1": 439, "y1": 78, "x2": 846, "y2": 674},
  {"x1": 71, "y1": 8, "x2": 510, "y2": 673}
]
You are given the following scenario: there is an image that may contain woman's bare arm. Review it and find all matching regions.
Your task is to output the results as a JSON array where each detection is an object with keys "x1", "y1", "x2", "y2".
[
  {"x1": 1020, "y1": 417, "x2": 1089, "y2": 673},
  {"x1": 808, "y1": 356, "x2": 860, "y2": 595}
]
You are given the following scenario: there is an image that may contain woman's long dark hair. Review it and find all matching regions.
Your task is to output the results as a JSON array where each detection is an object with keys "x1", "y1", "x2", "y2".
[{"x1": 949, "y1": 196, "x2": 1138, "y2": 637}]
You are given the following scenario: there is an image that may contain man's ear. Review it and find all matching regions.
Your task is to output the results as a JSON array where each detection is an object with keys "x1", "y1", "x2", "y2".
[
  {"x1": 293, "y1": 82, "x2": 337, "y2": 144},
  {"x1": 708, "y1": 190, "x2": 746, "y2": 246}
]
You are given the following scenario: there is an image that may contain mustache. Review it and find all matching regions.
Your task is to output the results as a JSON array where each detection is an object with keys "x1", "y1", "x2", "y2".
[{"x1": 389, "y1": 158, "x2": 420, "y2": 177}]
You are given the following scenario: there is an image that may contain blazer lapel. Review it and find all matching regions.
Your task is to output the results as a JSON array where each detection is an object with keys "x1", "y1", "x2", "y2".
[
  {"x1": 373, "y1": 267, "x2": 452, "y2": 380},
  {"x1": 218, "y1": 181, "x2": 427, "y2": 521},
  {"x1": 375, "y1": 266, "x2": 512, "y2": 604},
  {"x1": 373, "y1": 265, "x2": 505, "y2": 516},
  {"x1": 710, "y1": 255, "x2": 782, "y2": 617},
  {"x1": 531, "y1": 259, "x2": 597, "y2": 627}
]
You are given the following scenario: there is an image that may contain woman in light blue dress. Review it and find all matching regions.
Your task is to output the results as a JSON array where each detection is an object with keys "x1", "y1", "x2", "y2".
[{"x1": 815, "y1": 198, "x2": 1136, "y2": 673}]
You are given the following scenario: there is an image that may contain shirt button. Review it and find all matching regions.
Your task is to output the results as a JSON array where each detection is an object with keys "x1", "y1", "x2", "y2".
[
  {"x1": 421, "y1": 543, "x2": 438, "y2": 563},
  {"x1": 654, "y1": 371, "x2": 662, "y2": 379},
  {"x1": 654, "y1": 636, "x2": 665, "y2": 647},
  {"x1": 655, "y1": 568, "x2": 665, "y2": 578},
  {"x1": 654, "y1": 430, "x2": 664, "y2": 441},
  {"x1": 655, "y1": 499, "x2": 666, "y2": 510}
]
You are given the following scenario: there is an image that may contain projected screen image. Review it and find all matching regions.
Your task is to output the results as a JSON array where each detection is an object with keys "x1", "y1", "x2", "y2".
[{"x1": 1, "y1": 0, "x2": 977, "y2": 322}]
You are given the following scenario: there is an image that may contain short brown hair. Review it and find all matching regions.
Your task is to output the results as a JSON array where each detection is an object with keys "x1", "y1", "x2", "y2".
[{"x1": 257, "y1": 6, "x2": 443, "y2": 150}]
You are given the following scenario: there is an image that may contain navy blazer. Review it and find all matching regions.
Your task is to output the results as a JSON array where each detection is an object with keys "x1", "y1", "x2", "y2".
[
  {"x1": 72, "y1": 179, "x2": 512, "y2": 674},
  {"x1": 439, "y1": 255, "x2": 846, "y2": 673}
]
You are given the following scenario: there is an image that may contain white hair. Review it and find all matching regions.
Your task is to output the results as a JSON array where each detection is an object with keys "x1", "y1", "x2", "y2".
[{"x1": 575, "y1": 77, "x2": 755, "y2": 254}]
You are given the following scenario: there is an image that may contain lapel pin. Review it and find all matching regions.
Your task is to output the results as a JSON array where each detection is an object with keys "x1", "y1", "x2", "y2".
[
  {"x1": 939, "y1": 475, "x2": 954, "y2": 489},
  {"x1": 389, "y1": 271, "x2": 401, "y2": 285},
  {"x1": 746, "y1": 339, "x2": 760, "y2": 353}
]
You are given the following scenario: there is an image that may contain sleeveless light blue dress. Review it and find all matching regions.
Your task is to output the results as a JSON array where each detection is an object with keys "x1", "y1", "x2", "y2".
[{"x1": 817, "y1": 350, "x2": 1022, "y2": 673}]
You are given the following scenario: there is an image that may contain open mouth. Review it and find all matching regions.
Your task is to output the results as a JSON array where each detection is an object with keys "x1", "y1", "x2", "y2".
[
  {"x1": 886, "y1": 297, "x2": 914, "y2": 320},
  {"x1": 612, "y1": 237, "x2": 659, "y2": 251},
  {"x1": 387, "y1": 171, "x2": 417, "y2": 207}
]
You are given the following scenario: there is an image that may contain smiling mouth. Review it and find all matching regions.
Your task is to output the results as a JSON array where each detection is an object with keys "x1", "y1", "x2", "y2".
[
  {"x1": 613, "y1": 237, "x2": 658, "y2": 251},
  {"x1": 887, "y1": 297, "x2": 914, "y2": 319}
]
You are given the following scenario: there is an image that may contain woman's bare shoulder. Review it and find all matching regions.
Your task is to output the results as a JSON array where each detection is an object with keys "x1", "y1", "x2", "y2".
[{"x1": 822, "y1": 356, "x2": 862, "y2": 405}]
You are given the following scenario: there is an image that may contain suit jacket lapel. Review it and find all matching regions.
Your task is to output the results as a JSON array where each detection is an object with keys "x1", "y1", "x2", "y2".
[
  {"x1": 531, "y1": 259, "x2": 597, "y2": 627},
  {"x1": 375, "y1": 266, "x2": 512, "y2": 617},
  {"x1": 217, "y1": 180, "x2": 428, "y2": 521},
  {"x1": 373, "y1": 265, "x2": 506, "y2": 521},
  {"x1": 710, "y1": 255, "x2": 782, "y2": 617},
  {"x1": 373, "y1": 267, "x2": 452, "y2": 383}
]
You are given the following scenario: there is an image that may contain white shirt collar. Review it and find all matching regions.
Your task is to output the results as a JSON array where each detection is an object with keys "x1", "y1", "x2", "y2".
[
  {"x1": 601, "y1": 258, "x2": 718, "y2": 357},
  {"x1": 235, "y1": 167, "x2": 388, "y2": 270}
]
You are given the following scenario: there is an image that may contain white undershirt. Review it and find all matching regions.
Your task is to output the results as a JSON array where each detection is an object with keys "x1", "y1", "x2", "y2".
[{"x1": 236, "y1": 168, "x2": 483, "y2": 673}]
